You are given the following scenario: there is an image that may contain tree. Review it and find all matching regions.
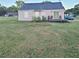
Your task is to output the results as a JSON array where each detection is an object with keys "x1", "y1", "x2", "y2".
[
  {"x1": 7, "y1": 5, "x2": 18, "y2": 13},
  {"x1": 74, "y1": 4, "x2": 79, "y2": 15},
  {"x1": 0, "y1": 4, "x2": 1, "y2": 6},
  {"x1": 65, "y1": 8, "x2": 73, "y2": 14},
  {"x1": 74, "y1": 7, "x2": 79, "y2": 15},
  {"x1": 65, "y1": 3, "x2": 79, "y2": 16},
  {"x1": 74, "y1": 4, "x2": 79, "y2": 8},
  {"x1": 0, "y1": 6, "x2": 7, "y2": 16},
  {"x1": 16, "y1": 0, "x2": 24, "y2": 9}
]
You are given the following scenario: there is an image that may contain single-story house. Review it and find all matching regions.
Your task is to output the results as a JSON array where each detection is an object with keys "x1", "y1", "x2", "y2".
[
  {"x1": 18, "y1": 2, "x2": 65, "y2": 21},
  {"x1": 5, "y1": 12, "x2": 18, "y2": 17}
]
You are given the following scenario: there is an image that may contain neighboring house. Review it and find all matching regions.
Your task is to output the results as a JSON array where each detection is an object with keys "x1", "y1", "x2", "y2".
[
  {"x1": 18, "y1": 2, "x2": 65, "y2": 21},
  {"x1": 5, "y1": 12, "x2": 18, "y2": 17}
]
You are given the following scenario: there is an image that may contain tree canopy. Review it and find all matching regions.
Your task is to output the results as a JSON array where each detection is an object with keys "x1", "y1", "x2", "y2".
[
  {"x1": 65, "y1": 3, "x2": 79, "y2": 16},
  {"x1": 7, "y1": 5, "x2": 18, "y2": 12},
  {"x1": 16, "y1": 0, "x2": 24, "y2": 9},
  {"x1": 0, "y1": 0, "x2": 25, "y2": 16},
  {"x1": 0, "y1": 4, "x2": 7, "y2": 16}
]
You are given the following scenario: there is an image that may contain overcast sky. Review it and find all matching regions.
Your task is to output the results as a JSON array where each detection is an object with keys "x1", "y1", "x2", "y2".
[{"x1": 0, "y1": 0, "x2": 79, "y2": 9}]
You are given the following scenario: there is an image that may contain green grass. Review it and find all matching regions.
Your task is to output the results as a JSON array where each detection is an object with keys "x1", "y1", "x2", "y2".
[{"x1": 0, "y1": 16, "x2": 79, "y2": 58}]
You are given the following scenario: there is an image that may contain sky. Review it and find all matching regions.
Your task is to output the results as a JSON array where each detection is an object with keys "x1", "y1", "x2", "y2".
[{"x1": 0, "y1": 0, "x2": 79, "y2": 9}]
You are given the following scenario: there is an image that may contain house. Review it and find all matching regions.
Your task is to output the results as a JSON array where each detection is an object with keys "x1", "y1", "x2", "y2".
[
  {"x1": 5, "y1": 12, "x2": 18, "y2": 17},
  {"x1": 18, "y1": 2, "x2": 65, "y2": 21}
]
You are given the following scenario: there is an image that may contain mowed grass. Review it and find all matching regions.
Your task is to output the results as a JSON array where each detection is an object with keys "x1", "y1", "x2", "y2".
[{"x1": 0, "y1": 17, "x2": 79, "y2": 58}]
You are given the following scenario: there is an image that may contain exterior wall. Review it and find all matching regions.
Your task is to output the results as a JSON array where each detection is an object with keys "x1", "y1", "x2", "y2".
[
  {"x1": 39, "y1": 9, "x2": 65, "y2": 20},
  {"x1": 59, "y1": 9, "x2": 65, "y2": 20},
  {"x1": 39, "y1": 10, "x2": 52, "y2": 20},
  {"x1": 18, "y1": 9, "x2": 65, "y2": 21},
  {"x1": 18, "y1": 10, "x2": 33, "y2": 21}
]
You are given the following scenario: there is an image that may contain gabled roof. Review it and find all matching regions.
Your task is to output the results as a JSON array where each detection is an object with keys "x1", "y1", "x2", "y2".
[{"x1": 20, "y1": 2, "x2": 65, "y2": 10}]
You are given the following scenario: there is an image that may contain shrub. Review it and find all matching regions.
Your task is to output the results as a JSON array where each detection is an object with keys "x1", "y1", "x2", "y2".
[
  {"x1": 32, "y1": 17, "x2": 42, "y2": 22},
  {"x1": 37, "y1": 17, "x2": 41, "y2": 22},
  {"x1": 42, "y1": 16, "x2": 47, "y2": 22},
  {"x1": 32, "y1": 16, "x2": 47, "y2": 22},
  {"x1": 32, "y1": 17, "x2": 37, "y2": 22}
]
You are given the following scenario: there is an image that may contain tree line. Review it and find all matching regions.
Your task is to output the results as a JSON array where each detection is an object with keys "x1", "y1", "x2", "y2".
[
  {"x1": 0, "y1": 0, "x2": 24, "y2": 16},
  {"x1": 65, "y1": 4, "x2": 79, "y2": 16}
]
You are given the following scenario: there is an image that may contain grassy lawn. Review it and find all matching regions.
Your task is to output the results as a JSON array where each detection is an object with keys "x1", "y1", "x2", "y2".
[{"x1": 0, "y1": 16, "x2": 79, "y2": 58}]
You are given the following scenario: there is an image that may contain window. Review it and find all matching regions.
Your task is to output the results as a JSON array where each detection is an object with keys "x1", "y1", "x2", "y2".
[{"x1": 54, "y1": 11, "x2": 59, "y2": 19}]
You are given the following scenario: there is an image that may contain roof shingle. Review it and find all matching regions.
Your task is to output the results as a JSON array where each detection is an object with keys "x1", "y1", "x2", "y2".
[{"x1": 20, "y1": 2, "x2": 65, "y2": 10}]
